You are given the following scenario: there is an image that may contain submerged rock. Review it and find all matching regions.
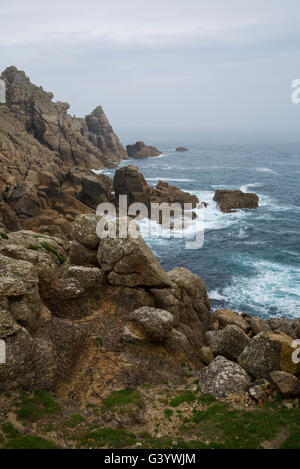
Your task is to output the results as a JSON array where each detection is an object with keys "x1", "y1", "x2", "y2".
[{"x1": 176, "y1": 147, "x2": 189, "y2": 152}]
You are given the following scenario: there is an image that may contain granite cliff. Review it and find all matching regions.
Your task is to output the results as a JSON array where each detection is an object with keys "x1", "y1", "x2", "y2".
[{"x1": 0, "y1": 66, "x2": 127, "y2": 237}]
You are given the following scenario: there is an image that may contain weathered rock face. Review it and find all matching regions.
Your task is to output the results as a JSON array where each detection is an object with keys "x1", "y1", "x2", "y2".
[
  {"x1": 2, "y1": 67, "x2": 126, "y2": 169},
  {"x1": 98, "y1": 232, "x2": 173, "y2": 288},
  {"x1": 199, "y1": 356, "x2": 252, "y2": 399},
  {"x1": 126, "y1": 141, "x2": 161, "y2": 159},
  {"x1": 0, "y1": 234, "x2": 87, "y2": 390},
  {"x1": 113, "y1": 165, "x2": 152, "y2": 206},
  {"x1": 213, "y1": 189, "x2": 259, "y2": 213},
  {"x1": 238, "y1": 331, "x2": 300, "y2": 379},
  {"x1": 176, "y1": 147, "x2": 188, "y2": 152},
  {"x1": 0, "y1": 66, "x2": 126, "y2": 237},
  {"x1": 113, "y1": 165, "x2": 199, "y2": 210},
  {"x1": 0, "y1": 220, "x2": 212, "y2": 394}
]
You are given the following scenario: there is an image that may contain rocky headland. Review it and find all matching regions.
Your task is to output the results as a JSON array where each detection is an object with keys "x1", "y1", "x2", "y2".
[{"x1": 0, "y1": 67, "x2": 197, "y2": 238}]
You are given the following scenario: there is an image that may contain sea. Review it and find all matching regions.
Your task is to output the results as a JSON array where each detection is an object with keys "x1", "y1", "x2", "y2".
[{"x1": 95, "y1": 133, "x2": 300, "y2": 319}]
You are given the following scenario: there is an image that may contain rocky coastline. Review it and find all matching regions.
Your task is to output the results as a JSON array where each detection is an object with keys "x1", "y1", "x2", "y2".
[{"x1": 0, "y1": 67, "x2": 299, "y2": 450}]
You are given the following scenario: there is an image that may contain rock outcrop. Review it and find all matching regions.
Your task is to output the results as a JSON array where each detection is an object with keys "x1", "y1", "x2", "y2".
[
  {"x1": 0, "y1": 66, "x2": 127, "y2": 237},
  {"x1": 238, "y1": 331, "x2": 300, "y2": 379},
  {"x1": 126, "y1": 141, "x2": 161, "y2": 159},
  {"x1": 213, "y1": 189, "x2": 259, "y2": 213},
  {"x1": 113, "y1": 165, "x2": 199, "y2": 211},
  {"x1": 0, "y1": 217, "x2": 211, "y2": 394}
]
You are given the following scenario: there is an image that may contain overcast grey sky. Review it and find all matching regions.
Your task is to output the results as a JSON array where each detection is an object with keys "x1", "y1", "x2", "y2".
[{"x1": 1, "y1": 0, "x2": 300, "y2": 138}]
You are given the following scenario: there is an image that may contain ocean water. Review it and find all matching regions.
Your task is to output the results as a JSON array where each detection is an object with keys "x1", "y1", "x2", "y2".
[{"x1": 97, "y1": 139, "x2": 300, "y2": 319}]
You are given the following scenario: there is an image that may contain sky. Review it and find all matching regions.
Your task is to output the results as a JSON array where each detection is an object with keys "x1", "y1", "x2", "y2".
[{"x1": 1, "y1": 0, "x2": 300, "y2": 140}]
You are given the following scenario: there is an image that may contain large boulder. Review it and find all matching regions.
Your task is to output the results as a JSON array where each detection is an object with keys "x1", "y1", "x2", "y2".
[
  {"x1": 126, "y1": 307, "x2": 175, "y2": 342},
  {"x1": 113, "y1": 165, "x2": 152, "y2": 206},
  {"x1": 167, "y1": 267, "x2": 211, "y2": 335},
  {"x1": 205, "y1": 325, "x2": 250, "y2": 361},
  {"x1": 97, "y1": 231, "x2": 172, "y2": 288},
  {"x1": 199, "y1": 356, "x2": 252, "y2": 399},
  {"x1": 270, "y1": 371, "x2": 300, "y2": 397},
  {"x1": 213, "y1": 189, "x2": 259, "y2": 213},
  {"x1": 268, "y1": 318, "x2": 300, "y2": 340},
  {"x1": 212, "y1": 309, "x2": 249, "y2": 332},
  {"x1": 72, "y1": 214, "x2": 101, "y2": 249},
  {"x1": 238, "y1": 331, "x2": 300, "y2": 379},
  {"x1": 126, "y1": 141, "x2": 161, "y2": 159}
]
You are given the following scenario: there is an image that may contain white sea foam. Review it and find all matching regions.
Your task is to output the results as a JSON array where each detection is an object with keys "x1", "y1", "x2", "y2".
[
  {"x1": 222, "y1": 257, "x2": 300, "y2": 319},
  {"x1": 93, "y1": 169, "x2": 113, "y2": 176},
  {"x1": 154, "y1": 153, "x2": 167, "y2": 158},
  {"x1": 255, "y1": 167, "x2": 279, "y2": 176},
  {"x1": 209, "y1": 290, "x2": 227, "y2": 301},
  {"x1": 146, "y1": 177, "x2": 195, "y2": 183},
  {"x1": 191, "y1": 190, "x2": 251, "y2": 232},
  {"x1": 239, "y1": 183, "x2": 264, "y2": 193}
]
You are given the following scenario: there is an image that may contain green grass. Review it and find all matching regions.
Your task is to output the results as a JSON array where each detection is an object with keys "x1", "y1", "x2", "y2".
[
  {"x1": 79, "y1": 428, "x2": 137, "y2": 449},
  {"x1": 17, "y1": 390, "x2": 60, "y2": 421},
  {"x1": 40, "y1": 242, "x2": 66, "y2": 264},
  {"x1": 64, "y1": 414, "x2": 86, "y2": 428},
  {"x1": 164, "y1": 408, "x2": 173, "y2": 420},
  {"x1": 95, "y1": 336, "x2": 103, "y2": 345},
  {"x1": 181, "y1": 402, "x2": 300, "y2": 449},
  {"x1": 103, "y1": 388, "x2": 142, "y2": 410},
  {"x1": 0, "y1": 232, "x2": 9, "y2": 240},
  {"x1": 169, "y1": 390, "x2": 197, "y2": 408},
  {"x1": 29, "y1": 244, "x2": 40, "y2": 251},
  {"x1": 2, "y1": 422, "x2": 20, "y2": 439},
  {"x1": 3, "y1": 435, "x2": 57, "y2": 449},
  {"x1": 280, "y1": 426, "x2": 300, "y2": 449},
  {"x1": 198, "y1": 394, "x2": 215, "y2": 405}
]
